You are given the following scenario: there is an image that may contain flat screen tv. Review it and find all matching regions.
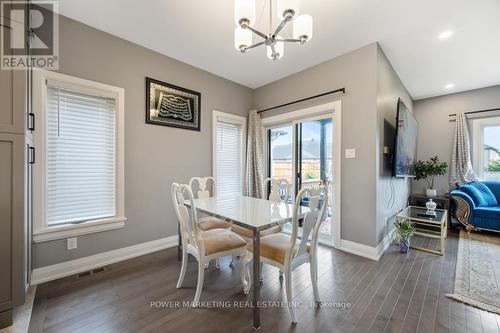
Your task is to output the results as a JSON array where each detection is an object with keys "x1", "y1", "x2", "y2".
[{"x1": 393, "y1": 99, "x2": 418, "y2": 177}]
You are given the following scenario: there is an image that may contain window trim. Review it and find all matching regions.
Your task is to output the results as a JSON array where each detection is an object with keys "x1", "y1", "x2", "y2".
[
  {"x1": 472, "y1": 116, "x2": 500, "y2": 180},
  {"x1": 212, "y1": 110, "x2": 247, "y2": 196},
  {"x1": 32, "y1": 69, "x2": 126, "y2": 243}
]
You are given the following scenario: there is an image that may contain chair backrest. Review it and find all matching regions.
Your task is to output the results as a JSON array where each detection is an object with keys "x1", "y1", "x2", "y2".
[
  {"x1": 171, "y1": 183, "x2": 204, "y2": 252},
  {"x1": 288, "y1": 185, "x2": 328, "y2": 262},
  {"x1": 263, "y1": 178, "x2": 291, "y2": 202},
  {"x1": 189, "y1": 176, "x2": 216, "y2": 199}
]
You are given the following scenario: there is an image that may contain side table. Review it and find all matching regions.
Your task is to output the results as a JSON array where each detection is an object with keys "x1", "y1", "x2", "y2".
[{"x1": 409, "y1": 194, "x2": 458, "y2": 230}]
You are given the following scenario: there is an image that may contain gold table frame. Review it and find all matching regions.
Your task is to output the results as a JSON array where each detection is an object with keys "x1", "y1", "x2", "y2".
[{"x1": 396, "y1": 206, "x2": 448, "y2": 256}]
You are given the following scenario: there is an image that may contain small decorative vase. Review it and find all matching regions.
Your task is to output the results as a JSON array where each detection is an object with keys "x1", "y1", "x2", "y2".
[
  {"x1": 426, "y1": 188, "x2": 437, "y2": 197},
  {"x1": 426, "y1": 198, "x2": 437, "y2": 212},
  {"x1": 400, "y1": 238, "x2": 410, "y2": 254}
]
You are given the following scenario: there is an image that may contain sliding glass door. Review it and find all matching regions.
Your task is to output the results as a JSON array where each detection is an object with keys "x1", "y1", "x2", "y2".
[{"x1": 267, "y1": 114, "x2": 335, "y2": 245}]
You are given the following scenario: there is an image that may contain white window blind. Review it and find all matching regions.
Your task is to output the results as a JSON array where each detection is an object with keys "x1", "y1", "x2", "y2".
[
  {"x1": 47, "y1": 87, "x2": 116, "y2": 225},
  {"x1": 216, "y1": 120, "x2": 243, "y2": 196}
]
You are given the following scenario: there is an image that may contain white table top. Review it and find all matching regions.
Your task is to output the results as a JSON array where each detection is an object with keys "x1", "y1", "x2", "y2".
[{"x1": 191, "y1": 196, "x2": 306, "y2": 231}]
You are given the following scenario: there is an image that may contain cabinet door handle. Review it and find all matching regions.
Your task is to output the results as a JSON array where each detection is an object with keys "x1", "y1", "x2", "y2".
[
  {"x1": 29, "y1": 147, "x2": 35, "y2": 164},
  {"x1": 28, "y1": 113, "x2": 35, "y2": 131}
]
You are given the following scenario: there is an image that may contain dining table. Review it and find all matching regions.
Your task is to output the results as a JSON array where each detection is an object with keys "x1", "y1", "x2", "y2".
[{"x1": 182, "y1": 195, "x2": 306, "y2": 330}]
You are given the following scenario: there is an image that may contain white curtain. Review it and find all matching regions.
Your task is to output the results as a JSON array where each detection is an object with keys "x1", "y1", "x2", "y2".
[
  {"x1": 449, "y1": 113, "x2": 478, "y2": 188},
  {"x1": 244, "y1": 110, "x2": 265, "y2": 198}
]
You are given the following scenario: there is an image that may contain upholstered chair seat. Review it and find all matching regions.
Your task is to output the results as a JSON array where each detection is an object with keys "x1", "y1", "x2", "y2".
[
  {"x1": 202, "y1": 228, "x2": 247, "y2": 255},
  {"x1": 247, "y1": 233, "x2": 310, "y2": 265},
  {"x1": 198, "y1": 216, "x2": 232, "y2": 231}
]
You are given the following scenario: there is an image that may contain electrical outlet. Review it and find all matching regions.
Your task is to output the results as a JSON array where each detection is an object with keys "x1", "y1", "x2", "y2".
[
  {"x1": 345, "y1": 148, "x2": 356, "y2": 159},
  {"x1": 67, "y1": 237, "x2": 77, "y2": 250}
]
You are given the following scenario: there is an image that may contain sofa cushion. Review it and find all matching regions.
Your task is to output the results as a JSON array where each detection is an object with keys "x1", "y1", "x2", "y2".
[
  {"x1": 474, "y1": 206, "x2": 500, "y2": 220},
  {"x1": 460, "y1": 184, "x2": 488, "y2": 207},
  {"x1": 470, "y1": 182, "x2": 498, "y2": 206},
  {"x1": 482, "y1": 181, "x2": 500, "y2": 202}
]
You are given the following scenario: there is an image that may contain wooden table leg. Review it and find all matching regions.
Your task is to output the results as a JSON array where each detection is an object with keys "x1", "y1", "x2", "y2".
[{"x1": 252, "y1": 228, "x2": 261, "y2": 330}]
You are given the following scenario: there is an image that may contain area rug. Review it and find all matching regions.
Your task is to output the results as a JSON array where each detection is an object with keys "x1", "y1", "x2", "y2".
[{"x1": 447, "y1": 231, "x2": 500, "y2": 314}]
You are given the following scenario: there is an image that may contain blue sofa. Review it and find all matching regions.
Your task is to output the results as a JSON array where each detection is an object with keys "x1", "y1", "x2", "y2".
[{"x1": 450, "y1": 181, "x2": 500, "y2": 233}]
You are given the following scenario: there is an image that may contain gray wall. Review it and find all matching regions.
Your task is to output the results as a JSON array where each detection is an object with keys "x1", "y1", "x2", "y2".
[
  {"x1": 413, "y1": 85, "x2": 500, "y2": 195},
  {"x1": 254, "y1": 43, "x2": 380, "y2": 247},
  {"x1": 33, "y1": 16, "x2": 253, "y2": 268},
  {"x1": 375, "y1": 46, "x2": 413, "y2": 244}
]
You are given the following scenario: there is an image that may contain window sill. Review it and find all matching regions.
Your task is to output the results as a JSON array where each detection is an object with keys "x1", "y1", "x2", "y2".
[{"x1": 33, "y1": 217, "x2": 127, "y2": 243}]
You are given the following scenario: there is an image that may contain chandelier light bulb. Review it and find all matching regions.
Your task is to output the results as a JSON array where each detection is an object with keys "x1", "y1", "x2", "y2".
[
  {"x1": 277, "y1": 0, "x2": 300, "y2": 19},
  {"x1": 234, "y1": 26, "x2": 253, "y2": 52},
  {"x1": 235, "y1": 0, "x2": 256, "y2": 26},
  {"x1": 293, "y1": 14, "x2": 313, "y2": 43}
]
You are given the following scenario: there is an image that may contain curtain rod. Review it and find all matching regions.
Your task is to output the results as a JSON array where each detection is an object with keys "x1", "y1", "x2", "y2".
[
  {"x1": 257, "y1": 88, "x2": 346, "y2": 114},
  {"x1": 449, "y1": 107, "x2": 500, "y2": 117}
]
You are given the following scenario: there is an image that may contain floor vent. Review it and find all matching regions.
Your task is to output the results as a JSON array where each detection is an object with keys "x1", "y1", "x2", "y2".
[{"x1": 76, "y1": 266, "x2": 108, "y2": 279}]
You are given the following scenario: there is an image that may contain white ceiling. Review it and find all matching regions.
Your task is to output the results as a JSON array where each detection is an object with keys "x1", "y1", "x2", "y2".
[{"x1": 54, "y1": 0, "x2": 500, "y2": 100}]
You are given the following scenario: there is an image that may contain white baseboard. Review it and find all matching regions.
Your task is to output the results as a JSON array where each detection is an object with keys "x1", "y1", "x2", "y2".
[
  {"x1": 339, "y1": 228, "x2": 396, "y2": 261},
  {"x1": 31, "y1": 235, "x2": 178, "y2": 285}
]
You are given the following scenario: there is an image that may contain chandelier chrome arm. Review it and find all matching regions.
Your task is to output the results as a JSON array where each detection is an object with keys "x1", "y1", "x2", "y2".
[
  {"x1": 243, "y1": 24, "x2": 268, "y2": 40},
  {"x1": 243, "y1": 40, "x2": 266, "y2": 52},
  {"x1": 276, "y1": 37, "x2": 303, "y2": 43},
  {"x1": 272, "y1": 16, "x2": 292, "y2": 38}
]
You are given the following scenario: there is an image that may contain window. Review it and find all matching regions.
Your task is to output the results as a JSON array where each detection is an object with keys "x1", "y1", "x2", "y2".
[
  {"x1": 47, "y1": 88, "x2": 116, "y2": 225},
  {"x1": 33, "y1": 70, "x2": 125, "y2": 242},
  {"x1": 472, "y1": 117, "x2": 500, "y2": 180},
  {"x1": 213, "y1": 111, "x2": 246, "y2": 196}
]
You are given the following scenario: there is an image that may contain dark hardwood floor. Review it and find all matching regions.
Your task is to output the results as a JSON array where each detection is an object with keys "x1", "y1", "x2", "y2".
[{"x1": 28, "y1": 232, "x2": 500, "y2": 333}]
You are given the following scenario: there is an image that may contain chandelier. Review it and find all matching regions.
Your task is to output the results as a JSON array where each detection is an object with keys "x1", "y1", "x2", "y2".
[{"x1": 234, "y1": 0, "x2": 313, "y2": 60}]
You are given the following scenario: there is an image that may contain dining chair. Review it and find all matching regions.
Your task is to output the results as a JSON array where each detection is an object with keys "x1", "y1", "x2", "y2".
[
  {"x1": 240, "y1": 185, "x2": 328, "y2": 324},
  {"x1": 189, "y1": 176, "x2": 233, "y2": 268},
  {"x1": 172, "y1": 183, "x2": 248, "y2": 305},
  {"x1": 189, "y1": 176, "x2": 232, "y2": 231}
]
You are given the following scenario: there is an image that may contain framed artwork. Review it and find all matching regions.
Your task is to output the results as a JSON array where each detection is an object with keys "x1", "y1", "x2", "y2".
[{"x1": 145, "y1": 77, "x2": 201, "y2": 131}]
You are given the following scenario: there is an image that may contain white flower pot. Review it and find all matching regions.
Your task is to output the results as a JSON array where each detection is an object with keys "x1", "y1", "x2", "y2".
[{"x1": 426, "y1": 189, "x2": 437, "y2": 197}]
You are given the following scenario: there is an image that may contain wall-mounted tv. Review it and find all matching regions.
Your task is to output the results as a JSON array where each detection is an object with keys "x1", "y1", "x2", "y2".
[{"x1": 393, "y1": 99, "x2": 418, "y2": 177}]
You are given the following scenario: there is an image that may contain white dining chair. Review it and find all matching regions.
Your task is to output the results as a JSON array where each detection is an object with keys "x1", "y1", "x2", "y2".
[
  {"x1": 241, "y1": 185, "x2": 328, "y2": 324},
  {"x1": 172, "y1": 183, "x2": 248, "y2": 305},
  {"x1": 263, "y1": 177, "x2": 291, "y2": 203},
  {"x1": 189, "y1": 176, "x2": 232, "y2": 231},
  {"x1": 189, "y1": 176, "x2": 233, "y2": 268}
]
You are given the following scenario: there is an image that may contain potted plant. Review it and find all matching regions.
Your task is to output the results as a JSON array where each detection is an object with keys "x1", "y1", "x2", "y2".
[
  {"x1": 394, "y1": 219, "x2": 415, "y2": 254},
  {"x1": 414, "y1": 156, "x2": 448, "y2": 197}
]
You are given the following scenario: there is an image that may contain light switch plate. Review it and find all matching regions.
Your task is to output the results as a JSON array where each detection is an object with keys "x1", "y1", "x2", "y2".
[
  {"x1": 345, "y1": 148, "x2": 356, "y2": 159},
  {"x1": 67, "y1": 237, "x2": 77, "y2": 250}
]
